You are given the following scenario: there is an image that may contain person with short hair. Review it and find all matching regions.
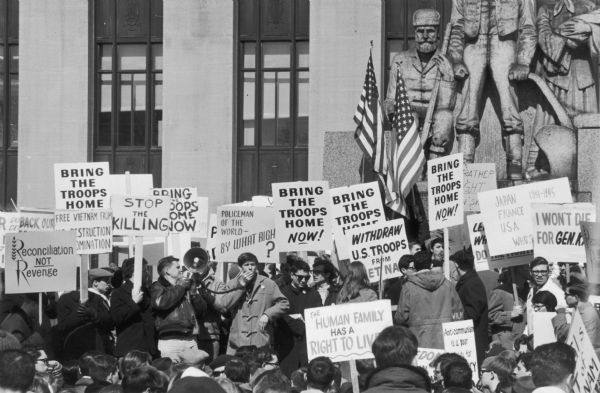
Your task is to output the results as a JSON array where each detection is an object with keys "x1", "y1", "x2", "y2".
[
  {"x1": 384, "y1": 254, "x2": 415, "y2": 307},
  {"x1": 121, "y1": 366, "x2": 168, "y2": 393},
  {"x1": 430, "y1": 238, "x2": 444, "y2": 265},
  {"x1": 512, "y1": 352, "x2": 534, "y2": 393},
  {"x1": 529, "y1": 342, "x2": 576, "y2": 393},
  {"x1": 478, "y1": 356, "x2": 515, "y2": 393},
  {"x1": 430, "y1": 353, "x2": 470, "y2": 393},
  {"x1": 119, "y1": 350, "x2": 152, "y2": 378},
  {"x1": 219, "y1": 253, "x2": 290, "y2": 355},
  {"x1": 275, "y1": 258, "x2": 322, "y2": 376},
  {"x1": 85, "y1": 354, "x2": 119, "y2": 393},
  {"x1": 0, "y1": 349, "x2": 35, "y2": 393},
  {"x1": 530, "y1": 291, "x2": 557, "y2": 312},
  {"x1": 150, "y1": 256, "x2": 209, "y2": 363},
  {"x1": 526, "y1": 257, "x2": 566, "y2": 334},
  {"x1": 442, "y1": 361, "x2": 472, "y2": 393},
  {"x1": 252, "y1": 370, "x2": 292, "y2": 393},
  {"x1": 301, "y1": 357, "x2": 335, "y2": 393},
  {"x1": 110, "y1": 258, "x2": 157, "y2": 358},
  {"x1": 363, "y1": 326, "x2": 431, "y2": 393},
  {"x1": 409, "y1": 241, "x2": 422, "y2": 255},
  {"x1": 311, "y1": 257, "x2": 340, "y2": 306},
  {"x1": 224, "y1": 358, "x2": 250, "y2": 383}
]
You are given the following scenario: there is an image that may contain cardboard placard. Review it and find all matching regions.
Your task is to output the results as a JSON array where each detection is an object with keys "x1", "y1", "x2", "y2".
[
  {"x1": 464, "y1": 163, "x2": 497, "y2": 213},
  {"x1": 478, "y1": 178, "x2": 572, "y2": 256},
  {"x1": 414, "y1": 348, "x2": 446, "y2": 379},
  {"x1": 330, "y1": 182, "x2": 385, "y2": 261},
  {"x1": 442, "y1": 319, "x2": 478, "y2": 382},
  {"x1": 305, "y1": 300, "x2": 393, "y2": 362},
  {"x1": 107, "y1": 174, "x2": 153, "y2": 196},
  {"x1": 532, "y1": 312, "x2": 556, "y2": 348},
  {"x1": 4, "y1": 231, "x2": 78, "y2": 294},
  {"x1": 272, "y1": 181, "x2": 333, "y2": 251},
  {"x1": 215, "y1": 206, "x2": 277, "y2": 263},
  {"x1": 206, "y1": 213, "x2": 218, "y2": 261},
  {"x1": 150, "y1": 188, "x2": 209, "y2": 237},
  {"x1": 581, "y1": 222, "x2": 600, "y2": 285},
  {"x1": 54, "y1": 162, "x2": 110, "y2": 210},
  {"x1": 488, "y1": 250, "x2": 534, "y2": 270},
  {"x1": 54, "y1": 210, "x2": 113, "y2": 254},
  {"x1": 112, "y1": 195, "x2": 171, "y2": 236},
  {"x1": 0, "y1": 213, "x2": 20, "y2": 268},
  {"x1": 566, "y1": 312, "x2": 600, "y2": 393},
  {"x1": 532, "y1": 203, "x2": 595, "y2": 263},
  {"x1": 344, "y1": 219, "x2": 408, "y2": 283},
  {"x1": 19, "y1": 211, "x2": 55, "y2": 232},
  {"x1": 466, "y1": 214, "x2": 490, "y2": 271},
  {"x1": 428, "y1": 153, "x2": 464, "y2": 230}
]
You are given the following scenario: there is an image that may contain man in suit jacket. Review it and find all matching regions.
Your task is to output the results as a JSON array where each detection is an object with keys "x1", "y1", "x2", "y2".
[{"x1": 110, "y1": 257, "x2": 157, "y2": 358}]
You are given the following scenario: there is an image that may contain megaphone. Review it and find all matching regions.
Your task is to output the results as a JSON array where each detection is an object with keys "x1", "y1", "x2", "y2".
[{"x1": 183, "y1": 247, "x2": 210, "y2": 276}]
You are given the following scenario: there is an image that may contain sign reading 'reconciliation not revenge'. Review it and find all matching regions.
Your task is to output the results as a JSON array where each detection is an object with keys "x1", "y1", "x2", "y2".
[
  {"x1": 305, "y1": 300, "x2": 393, "y2": 362},
  {"x1": 428, "y1": 153, "x2": 464, "y2": 230},
  {"x1": 54, "y1": 162, "x2": 110, "y2": 210},
  {"x1": 330, "y1": 182, "x2": 385, "y2": 261},
  {"x1": 344, "y1": 219, "x2": 408, "y2": 283},
  {"x1": 478, "y1": 178, "x2": 572, "y2": 256},
  {"x1": 54, "y1": 210, "x2": 113, "y2": 254},
  {"x1": 112, "y1": 195, "x2": 171, "y2": 236},
  {"x1": 272, "y1": 181, "x2": 333, "y2": 251},
  {"x1": 4, "y1": 231, "x2": 78, "y2": 294},
  {"x1": 532, "y1": 203, "x2": 595, "y2": 263},
  {"x1": 216, "y1": 206, "x2": 277, "y2": 263}
]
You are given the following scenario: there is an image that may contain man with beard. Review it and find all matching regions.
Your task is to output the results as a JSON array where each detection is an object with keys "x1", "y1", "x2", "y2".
[{"x1": 384, "y1": 9, "x2": 457, "y2": 160}]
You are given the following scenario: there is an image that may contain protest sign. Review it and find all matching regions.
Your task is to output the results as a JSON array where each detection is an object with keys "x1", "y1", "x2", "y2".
[
  {"x1": 305, "y1": 300, "x2": 393, "y2": 362},
  {"x1": 272, "y1": 181, "x2": 333, "y2": 251},
  {"x1": 428, "y1": 153, "x2": 464, "y2": 230},
  {"x1": 330, "y1": 182, "x2": 385, "y2": 260},
  {"x1": 216, "y1": 206, "x2": 277, "y2": 263},
  {"x1": 566, "y1": 312, "x2": 600, "y2": 393},
  {"x1": 54, "y1": 162, "x2": 110, "y2": 210},
  {"x1": 19, "y1": 210, "x2": 55, "y2": 232},
  {"x1": 582, "y1": 222, "x2": 600, "y2": 285},
  {"x1": 150, "y1": 188, "x2": 208, "y2": 235},
  {"x1": 112, "y1": 195, "x2": 171, "y2": 236},
  {"x1": 4, "y1": 231, "x2": 78, "y2": 294},
  {"x1": 206, "y1": 213, "x2": 218, "y2": 261},
  {"x1": 466, "y1": 214, "x2": 490, "y2": 271},
  {"x1": 107, "y1": 173, "x2": 153, "y2": 196},
  {"x1": 532, "y1": 312, "x2": 556, "y2": 348},
  {"x1": 442, "y1": 320, "x2": 478, "y2": 381},
  {"x1": 414, "y1": 348, "x2": 446, "y2": 379},
  {"x1": 0, "y1": 212, "x2": 20, "y2": 268},
  {"x1": 478, "y1": 178, "x2": 572, "y2": 256},
  {"x1": 344, "y1": 219, "x2": 408, "y2": 283},
  {"x1": 464, "y1": 163, "x2": 496, "y2": 212},
  {"x1": 590, "y1": 295, "x2": 600, "y2": 314},
  {"x1": 54, "y1": 210, "x2": 113, "y2": 254},
  {"x1": 532, "y1": 203, "x2": 595, "y2": 263},
  {"x1": 488, "y1": 250, "x2": 534, "y2": 270},
  {"x1": 251, "y1": 196, "x2": 274, "y2": 207}
]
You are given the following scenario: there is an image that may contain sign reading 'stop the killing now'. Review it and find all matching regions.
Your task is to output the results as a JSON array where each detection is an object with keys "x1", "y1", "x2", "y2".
[{"x1": 112, "y1": 195, "x2": 171, "y2": 236}]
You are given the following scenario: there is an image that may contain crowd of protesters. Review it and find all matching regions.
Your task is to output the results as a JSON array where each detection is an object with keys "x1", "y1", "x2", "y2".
[{"x1": 0, "y1": 238, "x2": 594, "y2": 393}]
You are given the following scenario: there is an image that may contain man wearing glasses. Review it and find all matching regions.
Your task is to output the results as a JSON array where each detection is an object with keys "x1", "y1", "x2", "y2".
[
  {"x1": 526, "y1": 257, "x2": 566, "y2": 334},
  {"x1": 275, "y1": 258, "x2": 322, "y2": 377}
]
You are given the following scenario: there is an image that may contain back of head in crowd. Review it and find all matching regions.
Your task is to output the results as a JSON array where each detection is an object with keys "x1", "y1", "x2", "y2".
[
  {"x1": 482, "y1": 356, "x2": 515, "y2": 391},
  {"x1": 121, "y1": 258, "x2": 148, "y2": 281},
  {"x1": 121, "y1": 366, "x2": 168, "y2": 393},
  {"x1": 120, "y1": 350, "x2": 152, "y2": 378},
  {"x1": 0, "y1": 350, "x2": 35, "y2": 393},
  {"x1": 398, "y1": 254, "x2": 415, "y2": 273},
  {"x1": 413, "y1": 250, "x2": 432, "y2": 271},
  {"x1": 225, "y1": 358, "x2": 250, "y2": 383},
  {"x1": 80, "y1": 351, "x2": 103, "y2": 377},
  {"x1": 566, "y1": 279, "x2": 590, "y2": 303},
  {"x1": 89, "y1": 354, "x2": 118, "y2": 384},
  {"x1": 443, "y1": 361, "x2": 472, "y2": 390},
  {"x1": 450, "y1": 249, "x2": 474, "y2": 272},
  {"x1": 531, "y1": 291, "x2": 558, "y2": 312},
  {"x1": 530, "y1": 342, "x2": 576, "y2": 389},
  {"x1": 61, "y1": 359, "x2": 81, "y2": 387},
  {"x1": 306, "y1": 357, "x2": 335, "y2": 391},
  {"x1": 252, "y1": 370, "x2": 291, "y2": 393},
  {"x1": 371, "y1": 326, "x2": 418, "y2": 368}
]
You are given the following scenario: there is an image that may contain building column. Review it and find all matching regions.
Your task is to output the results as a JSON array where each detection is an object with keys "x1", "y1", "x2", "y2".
[
  {"x1": 162, "y1": 0, "x2": 234, "y2": 211},
  {"x1": 18, "y1": 0, "x2": 89, "y2": 208}
]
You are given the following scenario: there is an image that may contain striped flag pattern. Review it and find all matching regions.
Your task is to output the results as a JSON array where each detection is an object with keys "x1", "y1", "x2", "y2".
[
  {"x1": 385, "y1": 70, "x2": 425, "y2": 215},
  {"x1": 353, "y1": 51, "x2": 386, "y2": 176}
]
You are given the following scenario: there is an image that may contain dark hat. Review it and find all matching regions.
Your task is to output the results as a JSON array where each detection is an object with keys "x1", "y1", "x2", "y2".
[
  {"x1": 209, "y1": 354, "x2": 235, "y2": 372},
  {"x1": 0, "y1": 330, "x2": 21, "y2": 351},
  {"x1": 88, "y1": 268, "x2": 113, "y2": 281},
  {"x1": 158, "y1": 256, "x2": 179, "y2": 274},
  {"x1": 169, "y1": 376, "x2": 226, "y2": 393}
]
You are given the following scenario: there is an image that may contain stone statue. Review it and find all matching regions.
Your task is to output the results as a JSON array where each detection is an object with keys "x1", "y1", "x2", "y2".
[
  {"x1": 448, "y1": 0, "x2": 537, "y2": 180},
  {"x1": 383, "y1": 9, "x2": 456, "y2": 160},
  {"x1": 527, "y1": 0, "x2": 600, "y2": 180}
]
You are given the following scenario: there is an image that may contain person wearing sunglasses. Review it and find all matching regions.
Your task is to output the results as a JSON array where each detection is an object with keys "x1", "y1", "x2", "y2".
[
  {"x1": 525, "y1": 257, "x2": 566, "y2": 334},
  {"x1": 275, "y1": 258, "x2": 322, "y2": 377}
]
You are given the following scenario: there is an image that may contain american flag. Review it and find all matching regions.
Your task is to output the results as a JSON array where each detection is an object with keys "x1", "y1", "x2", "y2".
[
  {"x1": 386, "y1": 70, "x2": 425, "y2": 215},
  {"x1": 353, "y1": 51, "x2": 386, "y2": 177}
]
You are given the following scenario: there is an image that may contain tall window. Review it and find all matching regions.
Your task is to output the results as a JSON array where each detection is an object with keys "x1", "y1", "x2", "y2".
[
  {"x1": 237, "y1": 0, "x2": 309, "y2": 202},
  {"x1": 93, "y1": 0, "x2": 162, "y2": 186},
  {"x1": 0, "y1": 0, "x2": 17, "y2": 209}
]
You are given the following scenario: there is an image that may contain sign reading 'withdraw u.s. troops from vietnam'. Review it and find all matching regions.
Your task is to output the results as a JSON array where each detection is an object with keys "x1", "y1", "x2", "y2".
[
  {"x1": 54, "y1": 210, "x2": 113, "y2": 254},
  {"x1": 216, "y1": 206, "x2": 277, "y2": 263},
  {"x1": 305, "y1": 300, "x2": 393, "y2": 362},
  {"x1": 54, "y1": 162, "x2": 110, "y2": 210},
  {"x1": 330, "y1": 182, "x2": 385, "y2": 261},
  {"x1": 478, "y1": 178, "x2": 572, "y2": 256},
  {"x1": 272, "y1": 181, "x2": 333, "y2": 252},
  {"x1": 4, "y1": 231, "x2": 78, "y2": 294},
  {"x1": 344, "y1": 219, "x2": 408, "y2": 283},
  {"x1": 112, "y1": 195, "x2": 171, "y2": 236},
  {"x1": 566, "y1": 312, "x2": 600, "y2": 393},
  {"x1": 428, "y1": 153, "x2": 464, "y2": 230}
]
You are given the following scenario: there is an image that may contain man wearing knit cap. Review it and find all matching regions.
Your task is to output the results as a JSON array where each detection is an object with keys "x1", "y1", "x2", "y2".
[
  {"x1": 56, "y1": 268, "x2": 115, "y2": 359},
  {"x1": 218, "y1": 252, "x2": 290, "y2": 355}
]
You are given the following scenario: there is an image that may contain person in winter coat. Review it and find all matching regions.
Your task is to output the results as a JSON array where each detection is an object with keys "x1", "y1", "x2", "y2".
[
  {"x1": 395, "y1": 251, "x2": 463, "y2": 349},
  {"x1": 275, "y1": 258, "x2": 323, "y2": 377},
  {"x1": 336, "y1": 261, "x2": 377, "y2": 304},
  {"x1": 218, "y1": 252, "x2": 290, "y2": 354},
  {"x1": 310, "y1": 257, "x2": 340, "y2": 306},
  {"x1": 394, "y1": 251, "x2": 463, "y2": 349},
  {"x1": 450, "y1": 250, "x2": 489, "y2": 366},
  {"x1": 363, "y1": 325, "x2": 431, "y2": 393}
]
